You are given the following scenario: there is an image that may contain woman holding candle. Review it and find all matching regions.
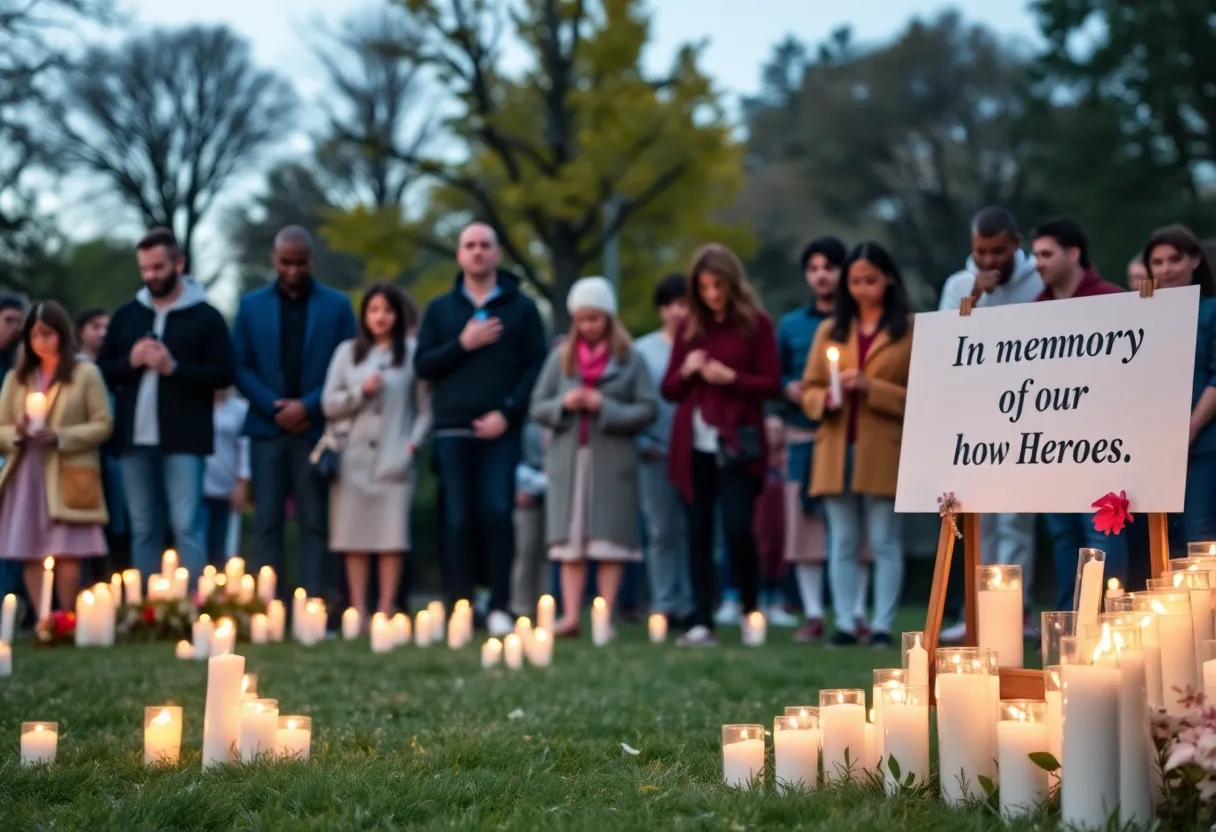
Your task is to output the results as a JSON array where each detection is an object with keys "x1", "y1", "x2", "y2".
[
  {"x1": 530, "y1": 277, "x2": 657, "y2": 639},
  {"x1": 801, "y1": 242, "x2": 913, "y2": 647},
  {"x1": 0, "y1": 302, "x2": 111, "y2": 615},
  {"x1": 661, "y1": 245, "x2": 782, "y2": 647},
  {"x1": 322, "y1": 284, "x2": 431, "y2": 625},
  {"x1": 1141, "y1": 226, "x2": 1216, "y2": 544}
]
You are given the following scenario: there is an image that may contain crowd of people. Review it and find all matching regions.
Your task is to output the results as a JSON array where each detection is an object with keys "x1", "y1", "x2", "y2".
[{"x1": 0, "y1": 207, "x2": 1212, "y2": 648}]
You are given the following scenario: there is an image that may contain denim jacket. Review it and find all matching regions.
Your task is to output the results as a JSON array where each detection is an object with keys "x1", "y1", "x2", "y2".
[{"x1": 777, "y1": 303, "x2": 832, "y2": 431}]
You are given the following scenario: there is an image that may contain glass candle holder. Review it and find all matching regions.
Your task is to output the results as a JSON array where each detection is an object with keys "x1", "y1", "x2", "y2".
[
  {"x1": 1044, "y1": 665, "x2": 1063, "y2": 764},
  {"x1": 241, "y1": 673, "x2": 258, "y2": 699},
  {"x1": 721, "y1": 724, "x2": 765, "y2": 788},
  {"x1": 1104, "y1": 577, "x2": 1126, "y2": 612},
  {"x1": 1187, "y1": 542, "x2": 1216, "y2": 560},
  {"x1": 1106, "y1": 594, "x2": 1133, "y2": 613},
  {"x1": 1203, "y1": 639, "x2": 1216, "y2": 696},
  {"x1": 818, "y1": 689, "x2": 866, "y2": 783},
  {"x1": 143, "y1": 705, "x2": 183, "y2": 765},
  {"x1": 1159, "y1": 571, "x2": 1214, "y2": 670},
  {"x1": 276, "y1": 715, "x2": 312, "y2": 761},
  {"x1": 773, "y1": 714, "x2": 820, "y2": 792},
  {"x1": 935, "y1": 648, "x2": 995, "y2": 806},
  {"x1": 1073, "y1": 548, "x2": 1106, "y2": 629},
  {"x1": 871, "y1": 669, "x2": 905, "y2": 770},
  {"x1": 1124, "y1": 596, "x2": 1164, "y2": 708},
  {"x1": 978, "y1": 565, "x2": 1023, "y2": 668},
  {"x1": 901, "y1": 631, "x2": 929, "y2": 687},
  {"x1": 881, "y1": 684, "x2": 928, "y2": 794},
  {"x1": 742, "y1": 611, "x2": 766, "y2": 647},
  {"x1": 1140, "y1": 590, "x2": 1197, "y2": 713},
  {"x1": 1059, "y1": 635, "x2": 1121, "y2": 828},
  {"x1": 997, "y1": 700, "x2": 1049, "y2": 818},
  {"x1": 784, "y1": 705, "x2": 818, "y2": 720},
  {"x1": 21, "y1": 721, "x2": 57, "y2": 766},
  {"x1": 1041, "y1": 611, "x2": 1078, "y2": 668},
  {"x1": 239, "y1": 698, "x2": 279, "y2": 763}
]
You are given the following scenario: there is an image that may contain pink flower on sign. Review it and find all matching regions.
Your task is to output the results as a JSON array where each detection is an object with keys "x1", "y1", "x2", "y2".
[{"x1": 1091, "y1": 490, "x2": 1133, "y2": 536}]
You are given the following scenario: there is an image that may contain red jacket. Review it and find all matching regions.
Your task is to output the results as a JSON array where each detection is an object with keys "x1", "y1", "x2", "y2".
[
  {"x1": 1035, "y1": 267, "x2": 1123, "y2": 301},
  {"x1": 660, "y1": 312, "x2": 782, "y2": 502}
]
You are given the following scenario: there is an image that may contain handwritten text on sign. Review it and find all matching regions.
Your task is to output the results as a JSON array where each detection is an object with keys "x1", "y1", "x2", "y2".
[{"x1": 894, "y1": 287, "x2": 1199, "y2": 514}]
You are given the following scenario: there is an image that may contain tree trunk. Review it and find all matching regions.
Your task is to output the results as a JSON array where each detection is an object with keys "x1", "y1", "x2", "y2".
[{"x1": 549, "y1": 232, "x2": 582, "y2": 334}]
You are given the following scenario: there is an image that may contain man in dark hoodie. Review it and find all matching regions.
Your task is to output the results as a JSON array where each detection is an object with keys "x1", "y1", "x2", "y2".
[
  {"x1": 414, "y1": 221, "x2": 547, "y2": 637},
  {"x1": 97, "y1": 228, "x2": 234, "y2": 577},
  {"x1": 0, "y1": 292, "x2": 27, "y2": 606}
]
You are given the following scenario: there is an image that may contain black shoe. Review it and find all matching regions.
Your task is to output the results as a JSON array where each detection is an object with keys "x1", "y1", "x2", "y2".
[
  {"x1": 869, "y1": 632, "x2": 893, "y2": 649},
  {"x1": 828, "y1": 631, "x2": 859, "y2": 648}
]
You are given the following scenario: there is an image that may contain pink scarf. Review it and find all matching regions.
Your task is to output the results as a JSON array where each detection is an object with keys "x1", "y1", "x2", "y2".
[{"x1": 576, "y1": 340, "x2": 610, "y2": 445}]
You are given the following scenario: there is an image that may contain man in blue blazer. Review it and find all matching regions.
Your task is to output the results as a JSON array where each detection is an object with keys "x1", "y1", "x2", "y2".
[{"x1": 232, "y1": 226, "x2": 356, "y2": 601}]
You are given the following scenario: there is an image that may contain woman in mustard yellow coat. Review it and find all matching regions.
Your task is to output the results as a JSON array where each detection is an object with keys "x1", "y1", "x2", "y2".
[
  {"x1": 801, "y1": 242, "x2": 913, "y2": 647},
  {"x1": 0, "y1": 302, "x2": 112, "y2": 615}
]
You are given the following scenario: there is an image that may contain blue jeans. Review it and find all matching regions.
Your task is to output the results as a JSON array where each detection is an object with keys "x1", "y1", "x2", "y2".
[
  {"x1": 823, "y1": 493, "x2": 902, "y2": 634},
  {"x1": 121, "y1": 449, "x2": 206, "y2": 577},
  {"x1": 433, "y1": 431, "x2": 520, "y2": 613},
  {"x1": 1044, "y1": 513, "x2": 1127, "y2": 611},
  {"x1": 1184, "y1": 450, "x2": 1216, "y2": 543},
  {"x1": 202, "y1": 497, "x2": 233, "y2": 567},
  {"x1": 637, "y1": 458, "x2": 693, "y2": 618}
]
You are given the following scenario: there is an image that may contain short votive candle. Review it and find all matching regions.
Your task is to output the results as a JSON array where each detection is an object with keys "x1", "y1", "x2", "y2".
[
  {"x1": 742, "y1": 611, "x2": 766, "y2": 647},
  {"x1": 648, "y1": 613, "x2": 667, "y2": 643},
  {"x1": 392, "y1": 612, "x2": 411, "y2": 646},
  {"x1": 722, "y1": 724, "x2": 765, "y2": 788},
  {"x1": 175, "y1": 639, "x2": 194, "y2": 660},
  {"x1": 0, "y1": 640, "x2": 11, "y2": 676},
  {"x1": 881, "y1": 685, "x2": 929, "y2": 794},
  {"x1": 21, "y1": 721, "x2": 57, "y2": 766},
  {"x1": 276, "y1": 715, "x2": 311, "y2": 761},
  {"x1": 482, "y1": 637, "x2": 503, "y2": 668},
  {"x1": 503, "y1": 633, "x2": 523, "y2": 669},
  {"x1": 143, "y1": 706, "x2": 183, "y2": 765},
  {"x1": 818, "y1": 689, "x2": 866, "y2": 783},
  {"x1": 239, "y1": 698, "x2": 279, "y2": 762}
]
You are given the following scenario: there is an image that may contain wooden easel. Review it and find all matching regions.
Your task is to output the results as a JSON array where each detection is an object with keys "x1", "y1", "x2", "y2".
[{"x1": 923, "y1": 282, "x2": 1172, "y2": 703}]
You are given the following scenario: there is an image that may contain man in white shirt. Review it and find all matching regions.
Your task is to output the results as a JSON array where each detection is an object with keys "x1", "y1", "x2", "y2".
[{"x1": 939, "y1": 207, "x2": 1043, "y2": 642}]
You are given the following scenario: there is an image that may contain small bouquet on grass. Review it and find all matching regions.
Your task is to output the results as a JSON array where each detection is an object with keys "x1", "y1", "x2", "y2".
[
  {"x1": 196, "y1": 585, "x2": 267, "y2": 642},
  {"x1": 33, "y1": 610, "x2": 75, "y2": 648},
  {"x1": 116, "y1": 597, "x2": 195, "y2": 643},
  {"x1": 1153, "y1": 688, "x2": 1216, "y2": 825}
]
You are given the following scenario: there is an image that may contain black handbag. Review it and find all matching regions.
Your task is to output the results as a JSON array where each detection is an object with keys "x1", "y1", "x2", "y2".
[
  {"x1": 309, "y1": 428, "x2": 345, "y2": 483},
  {"x1": 716, "y1": 424, "x2": 763, "y2": 469}
]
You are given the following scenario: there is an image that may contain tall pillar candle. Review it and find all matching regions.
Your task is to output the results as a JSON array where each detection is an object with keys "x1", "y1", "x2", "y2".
[
  {"x1": 0, "y1": 641, "x2": 11, "y2": 676},
  {"x1": 537, "y1": 594, "x2": 555, "y2": 634},
  {"x1": 202, "y1": 652, "x2": 245, "y2": 768},
  {"x1": 210, "y1": 618, "x2": 235, "y2": 657},
  {"x1": 1160, "y1": 570, "x2": 1214, "y2": 672},
  {"x1": 648, "y1": 613, "x2": 667, "y2": 643},
  {"x1": 74, "y1": 588, "x2": 95, "y2": 646},
  {"x1": 721, "y1": 724, "x2": 765, "y2": 788},
  {"x1": 742, "y1": 611, "x2": 766, "y2": 647},
  {"x1": 978, "y1": 565, "x2": 1023, "y2": 667},
  {"x1": 936, "y1": 647, "x2": 995, "y2": 806},
  {"x1": 257, "y1": 566, "x2": 276, "y2": 605},
  {"x1": 871, "y1": 668, "x2": 905, "y2": 769},
  {"x1": 122, "y1": 567, "x2": 142, "y2": 605},
  {"x1": 774, "y1": 714, "x2": 820, "y2": 791},
  {"x1": 291, "y1": 588, "x2": 305, "y2": 641},
  {"x1": 825, "y1": 345, "x2": 843, "y2": 404},
  {"x1": 481, "y1": 637, "x2": 502, "y2": 668},
  {"x1": 238, "y1": 574, "x2": 255, "y2": 605},
  {"x1": 426, "y1": 601, "x2": 445, "y2": 641},
  {"x1": 1073, "y1": 548, "x2": 1106, "y2": 634},
  {"x1": 224, "y1": 556, "x2": 245, "y2": 588},
  {"x1": 591, "y1": 597, "x2": 611, "y2": 646},
  {"x1": 267, "y1": 600, "x2": 285, "y2": 642},
  {"x1": 392, "y1": 612, "x2": 411, "y2": 646},
  {"x1": 1044, "y1": 666, "x2": 1063, "y2": 769},
  {"x1": 161, "y1": 549, "x2": 177, "y2": 578},
  {"x1": 881, "y1": 685, "x2": 929, "y2": 794},
  {"x1": 415, "y1": 610, "x2": 431, "y2": 647},
  {"x1": 193, "y1": 614, "x2": 213, "y2": 661},
  {"x1": 240, "y1": 698, "x2": 279, "y2": 762},
  {"x1": 144, "y1": 706, "x2": 183, "y2": 765},
  {"x1": 38, "y1": 557, "x2": 54, "y2": 621},
  {"x1": 341, "y1": 608, "x2": 360, "y2": 640},
  {"x1": 1109, "y1": 622, "x2": 1154, "y2": 826},
  {"x1": 172, "y1": 567, "x2": 189, "y2": 600},
  {"x1": 93, "y1": 583, "x2": 116, "y2": 646},
  {"x1": 818, "y1": 689, "x2": 866, "y2": 783},
  {"x1": 1060, "y1": 634, "x2": 1120, "y2": 829},
  {"x1": 503, "y1": 633, "x2": 523, "y2": 669},
  {"x1": 370, "y1": 612, "x2": 393, "y2": 653},
  {"x1": 528, "y1": 628, "x2": 553, "y2": 667},
  {"x1": 997, "y1": 700, "x2": 1050, "y2": 818},
  {"x1": 901, "y1": 631, "x2": 928, "y2": 688},
  {"x1": 1148, "y1": 593, "x2": 1197, "y2": 714},
  {"x1": 1, "y1": 593, "x2": 17, "y2": 644},
  {"x1": 250, "y1": 613, "x2": 268, "y2": 644},
  {"x1": 1117, "y1": 602, "x2": 1164, "y2": 709}
]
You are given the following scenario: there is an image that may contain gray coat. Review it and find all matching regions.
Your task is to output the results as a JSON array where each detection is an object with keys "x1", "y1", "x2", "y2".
[{"x1": 529, "y1": 345, "x2": 658, "y2": 549}]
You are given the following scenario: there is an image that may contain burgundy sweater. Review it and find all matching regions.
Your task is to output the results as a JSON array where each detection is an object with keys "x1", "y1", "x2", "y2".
[{"x1": 660, "y1": 312, "x2": 782, "y2": 502}]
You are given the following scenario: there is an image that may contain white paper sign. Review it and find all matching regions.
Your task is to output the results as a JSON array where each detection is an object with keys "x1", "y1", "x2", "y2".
[{"x1": 895, "y1": 286, "x2": 1199, "y2": 514}]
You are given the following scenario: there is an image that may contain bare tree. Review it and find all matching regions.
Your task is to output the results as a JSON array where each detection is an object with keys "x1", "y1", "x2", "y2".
[
  {"x1": 48, "y1": 24, "x2": 298, "y2": 270},
  {"x1": 314, "y1": 6, "x2": 435, "y2": 210}
]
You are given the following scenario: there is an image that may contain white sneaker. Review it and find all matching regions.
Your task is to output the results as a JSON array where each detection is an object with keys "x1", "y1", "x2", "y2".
[
  {"x1": 939, "y1": 620, "x2": 967, "y2": 644},
  {"x1": 487, "y1": 610, "x2": 514, "y2": 638},
  {"x1": 714, "y1": 600, "x2": 742, "y2": 626},
  {"x1": 767, "y1": 607, "x2": 801, "y2": 628},
  {"x1": 676, "y1": 625, "x2": 719, "y2": 647}
]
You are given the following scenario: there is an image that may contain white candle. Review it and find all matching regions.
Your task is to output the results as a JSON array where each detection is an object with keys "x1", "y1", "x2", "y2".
[
  {"x1": 238, "y1": 574, "x2": 255, "y2": 605},
  {"x1": 257, "y1": 566, "x2": 276, "y2": 604},
  {"x1": 250, "y1": 613, "x2": 268, "y2": 644},
  {"x1": 161, "y1": 549, "x2": 177, "y2": 578},
  {"x1": 110, "y1": 572, "x2": 122, "y2": 606},
  {"x1": 591, "y1": 597, "x2": 611, "y2": 646},
  {"x1": 722, "y1": 725, "x2": 765, "y2": 788},
  {"x1": 936, "y1": 651, "x2": 994, "y2": 806},
  {"x1": 1153, "y1": 598, "x2": 1198, "y2": 714},
  {"x1": 1075, "y1": 553, "x2": 1105, "y2": 633},
  {"x1": 647, "y1": 613, "x2": 667, "y2": 644},
  {"x1": 482, "y1": 637, "x2": 503, "y2": 668},
  {"x1": 370, "y1": 612, "x2": 393, "y2": 654},
  {"x1": 74, "y1": 588, "x2": 95, "y2": 647},
  {"x1": 427, "y1": 601, "x2": 445, "y2": 642},
  {"x1": 20, "y1": 722, "x2": 57, "y2": 766},
  {"x1": 774, "y1": 715, "x2": 820, "y2": 791},
  {"x1": 202, "y1": 653, "x2": 245, "y2": 768},
  {"x1": 881, "y1": 686, "x2": 929, "y2": 794},
  {"x1": 904, "y1": 632, "x2": 929, "y2": 688},
  {"x1": 175, "y1": 639, "x2": 194, "y2": 660},
  {"x1": 94, "y1": 584, "x2": 116, "y2": 646},
  {"x1": 193, "y1": 614, "x2": 213, "y2": 661},
  {"x1": 529, "y1": 628, "x2": 553, "y2": 667},
  {"x1": 0, "y1": 641, "x2": 11, "y2": 676},
  {"x1": 239, "y1": 699, "x2": 279, "y2": 763},
  {"x1": 38, "y1": 557, "x2": 54, "y2": 621},
  {"x1": 503, "y1": 633, "x2": 523, "y2": 669},
  {"x1": 1105, "y1": 577, "x2": 1125, "y2": 611},
  {"x1": 871, "y1": 669, "x2": 905, "y2": 769},
  {"x1": 25, "y1": 390, "x2": 47, "y2": 431},
  {"x1": 742, "y1": 611, "x2": 766, "y2": 647},
  {"x1": 1116, "y1": 643, "x2": 1154, "y2": 825},
  {"x1": 305, "y1": 599, "x2": 326, "y2": 645},
  {"x1": 341, "y1": 608, "x2": 360, "y2": 640},
  {"x1": 978, "y1": 565, "x2": 1024, "y2": 667},
  {"x1": 122, "y1": 568, "x2": 142, "y2": 605},
  {"x1": 1061, "y1": 636, "x2": 1120, "y2": 829},
  {"x1": 514, "y1": 616, "x2": 534, "y2": 656},
  {"x1": 863, "y1": 713, "x2": 876, "y2": 772},
  {"x1": 210, "y1": 619, "x2": 235, "y2": 657},
  {"x1": 2, "y1": 593, "x2": 17, "y2": 644},
  {"x1": 172, "y1": 567, "x2": 189, "y2": 600},
  {"x1": 144, "y1": 706, "x2": 183, "y2": 765},
  {"x1": 225, "y1": 557, "x2": 245, "y2": 587},
  {"x1": 267, "y1": 601, "x2": 285, "y2": 642},
  {"x1": 537, "y1": 594, "x2": 556, "y2": 634},
  {"x1": 291, "y1": 588, "x2": 306, "y2": 641},
  {"x1": 1044, "y1": 667, "x2": 1063, "y2": 768},
  {"x1": 147, "y1": 575, "x2": 170, "y2": 601},
  {"x1": 819, "y1": 690, "x2": 866, "y2": 783},
  {"x1": 392, "y1": 612, "x2": 411, "y2": 646},
  {"x1": 276, "y1": 716, "x2": 311, "y2": 761},
  {"x1": 415, "y1": 611, "x2": 431, "y2": 647},
  {"x1": 825, "y1": 345, "x2": 843, "y2": 406},
  {"x1": 997, "y1": 710, "x2": 1049, "y2": 818}
]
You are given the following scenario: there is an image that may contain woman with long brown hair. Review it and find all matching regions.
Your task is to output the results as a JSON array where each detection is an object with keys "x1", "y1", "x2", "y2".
[
  {"x1": 322, "y1": 283, "x2": 431, "y2": 625},
  {"x1": 530, "y1": 277, "x2": 657, "y2": 639},
  {"x1": 0, "y1": 301, "x2": 112, "y2": 616},
  {"x1": 661, "y1": 244, "x2": 782, "y2": 647}
]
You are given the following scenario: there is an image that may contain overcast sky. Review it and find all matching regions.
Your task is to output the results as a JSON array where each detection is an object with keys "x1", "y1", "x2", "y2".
[{"x1": 84, "y1": 0, "x2": 1043, "y2": 303}]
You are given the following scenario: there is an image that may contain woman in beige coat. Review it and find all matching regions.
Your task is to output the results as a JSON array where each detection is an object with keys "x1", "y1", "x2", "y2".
[
  {"x1": 0, "y1": 301, "x2": 112, "y2": 614},
  {"x1": 322, "y1": 284, "x2": 431, "y2": 622}
]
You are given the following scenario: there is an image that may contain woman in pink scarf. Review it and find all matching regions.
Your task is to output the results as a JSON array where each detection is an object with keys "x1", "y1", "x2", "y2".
[{"x1": 530, "y1": 277, "x2": 658, "y2": 640}]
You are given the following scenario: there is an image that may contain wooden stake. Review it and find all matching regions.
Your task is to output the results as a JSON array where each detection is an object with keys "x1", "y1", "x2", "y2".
[{"x1": 1138, "y1": 278, "x2": 1172, "y2": 576}]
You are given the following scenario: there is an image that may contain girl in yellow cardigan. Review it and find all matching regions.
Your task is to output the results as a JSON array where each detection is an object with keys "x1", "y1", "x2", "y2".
[
  {"x1": 801, "y1": 242, "x2": 913, "y2": 648},
  {"x1": 0, "y1": 302, "x2": 112, "y2": 615}
]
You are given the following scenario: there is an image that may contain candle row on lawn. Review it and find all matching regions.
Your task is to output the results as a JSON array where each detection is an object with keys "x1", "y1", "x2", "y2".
[
  {"x1": 481, "y1": 627, "x2": 553, "y2": 669},
  {"x1": 73, "y1": 583, "x2": 117, "y2": 646}
]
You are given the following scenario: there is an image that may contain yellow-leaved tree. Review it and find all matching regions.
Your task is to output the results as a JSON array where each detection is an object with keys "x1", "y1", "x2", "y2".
[{"x1": 322, "y1": 0, "x2": 751, "y2": 332}]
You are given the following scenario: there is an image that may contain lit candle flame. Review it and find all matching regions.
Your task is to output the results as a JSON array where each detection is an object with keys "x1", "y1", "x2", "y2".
[
  {"x1": 517, "y1": 617, "x2": 531, "y2": 629},
  {"x1": 198, "y1": 613, "x2": 211, "y2": 623},
  {"x1": 163, "y1": 549, "x2": 177, "y2": 566},
  {"x1": 990, "y1": 569, "x2": 1002, "y2": 589},
  {"x1": 35, "y1": 724, "x2": 44, "y2": 733},
  {"x1": 1107, "y1": 578, "x2": 1121, "y2": 591},
  {"x1": 868, "y1": 708, "x2": 875, "y2": 723},
  {"x1": 203, "y1": 565, "x2": 216, "y2": 578},
  {"x1": 152, "y1": 708, "x2": 171, "y2": 726},
  {"x1": 43, "y1": 556, "x2": 54, "y2": 571},
  {"x1": 592, "y1": 597, "x2": 606, "y2": 611},
  {"x1": 82, "y1": 589, "x2": 94, "y2": 605},
  {"x1": 288, "y1": 719, "x2": 297, "y2": 730},
  {"x1": 790, "y1": 717, "x2": 798, "y2": 729},
  {"x1": 214, "y1": 574, "x2": 227, "y2": 587},
  {"x1": 1174, "y1": 572, "x2": 1185, "y2": 588},
  {"x1": 294, "y1": 587, "x2": 305, "y2": 600},
  {"x1": 826, "y1": 346, "x2": 840, "y2": 361},
  {"x1": 174, "y1": 567, "x2": 188, "y2": 580},
  {"x1": 1151, "y1": 600, "x2": 1167, "y2": 615}
]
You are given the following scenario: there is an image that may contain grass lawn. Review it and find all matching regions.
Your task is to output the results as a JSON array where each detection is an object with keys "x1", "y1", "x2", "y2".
[{"x1": 1, "y1": 610, "x2": 1065, "y2": 831}]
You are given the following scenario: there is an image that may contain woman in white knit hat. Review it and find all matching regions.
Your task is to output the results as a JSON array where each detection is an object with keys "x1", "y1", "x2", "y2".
[{"x1": 530, "y1": 276, "x2": 658, "y2": 640}]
